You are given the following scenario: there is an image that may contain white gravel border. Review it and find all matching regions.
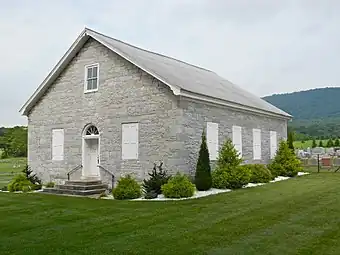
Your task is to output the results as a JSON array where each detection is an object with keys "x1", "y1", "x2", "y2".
[
  {"x1": 0, "y1": 172, "x2": 310, "y2": 199},
  {"x1": 101, "y1": 172, "x2": 310, "y2": 201}
]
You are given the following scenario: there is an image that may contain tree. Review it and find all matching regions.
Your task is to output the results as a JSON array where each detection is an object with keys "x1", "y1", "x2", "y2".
[
  {"x1": 287, "y1": 131, "x2": 294, "y2": 151},
  {"x1": 267, "y1": 140, "x2": 302, "y2": 178},
  {"x1": 195, "y1": 129, "x2": 212, "y2": 191},
  {"x1": 335, "y1": 138, "x2": 340, "y2": 147},
  {"x1": 312, "y1": 139, "x2": 317, "y2": 148},
  {"x1": 326, "y1": 138, "x2": 334, "y2": 148},
  {"x1": 216, "y1": 138, "x2": 243, "y2": 170},
  {"x1": 319, "y1": 140, "x2": 324, "y2": 147},
  {"x1": 0, "y1": 126, "x2": 27, "y2": 158}
]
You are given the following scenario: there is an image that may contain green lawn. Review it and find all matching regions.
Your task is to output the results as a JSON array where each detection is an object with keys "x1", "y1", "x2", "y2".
[
  {"x1": 1, "y1": 173, "x2": 340, "y2": 254},
  {"x1": 0, "y1": 157, "x2": 26, "y2": 187}
]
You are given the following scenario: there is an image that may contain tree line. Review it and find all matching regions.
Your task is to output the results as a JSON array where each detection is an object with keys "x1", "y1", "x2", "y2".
[{"x1": 0, "y1": 126, "x2": 27, "y2": 158}]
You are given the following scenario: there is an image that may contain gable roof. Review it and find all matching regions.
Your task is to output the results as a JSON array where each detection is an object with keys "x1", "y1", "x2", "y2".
[{"x1": 20, "y1": 28, "x2": 291, "y2": 119}]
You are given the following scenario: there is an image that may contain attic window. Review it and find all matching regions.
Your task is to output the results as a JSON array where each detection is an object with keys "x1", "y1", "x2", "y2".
[{"x1": 85, "y1": 63, "x2": 99, "y2": 92}]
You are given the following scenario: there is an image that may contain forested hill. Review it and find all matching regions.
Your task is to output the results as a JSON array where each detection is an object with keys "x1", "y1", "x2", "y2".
[
  {"x1": 262, "y1": 87, "x2": 340, "y2": 139},
  {"x1": 262, "y1": 87, "x2": 340, "y2": 120}
]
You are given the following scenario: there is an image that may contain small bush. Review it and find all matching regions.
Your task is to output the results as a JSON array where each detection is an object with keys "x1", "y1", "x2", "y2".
[
  {"x1": 45, "y1": 182, "x2": 55, "y2": 188},
  {"x1": 8, "y1": 174, "x2": 34, "y2": 192},
  {"x1": 212, "y1": 168, "x2": 230, "y2": 189},
  {"x1": 1, "y1": 185, "x2": 7, "y2": 191},
  {"x1": 268, "y1": 140, "x2": 303, "y2": 177},
  {"x1": 144, "y1": 190, "x2": 158, "y2": 199},
  {"x1": 249, "y1": 164, "x2": 272, "y2": 183},
  {"x1": 161, "y1": 173, "x2": 195, "y2": 198},
  {"x1": 226, "y1": 165, "x2": 252, "y2": 189},
  {"x1": 195, "y1": 130, "x2": 212, "y2": 191},
  {"x1": 22, "y1": 165, "x2": 42, "y2": 185},
  {"x1": 142, "y1": 162, "x2": 170, "y2": 195},
  {"x1": 216, "y1": 139, "x2": 243, "y2": 170},
  {"x1": 112, "y1": 175, "x2": 141, "y2": 200}
]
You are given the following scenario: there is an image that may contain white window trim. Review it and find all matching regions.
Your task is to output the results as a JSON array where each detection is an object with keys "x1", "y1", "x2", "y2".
[
  {"x1": 253, "y1": 128, "x2": 262, "y2": 160},
  {"x1": 84, "y1": 63, "x2": 99, "y2": 93},
  {"x1": 52, "y1": 128, "x2": 64, "y2": 161},
  {"x1": 122, "y1": 123, "x2": 139, "y2": 160},
  {"x1": 206, "y1": 122, "x2": 219, "y2": 160},
  {"x1": 270, "y1": 131, "x2": 277, "y2": 159},
  {"x1": 232, "y1": 125, "x2": 242, "y2": 158}
]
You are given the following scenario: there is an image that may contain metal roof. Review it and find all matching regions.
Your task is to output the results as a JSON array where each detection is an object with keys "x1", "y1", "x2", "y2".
[{"x1": 20, "y1": 28, "x2": 291, "y2": 119}]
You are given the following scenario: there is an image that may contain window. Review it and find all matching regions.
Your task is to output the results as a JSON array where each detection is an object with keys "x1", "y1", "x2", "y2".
[
  {"x1": 232, "y1": 125, "x2": 242, "y2": 157},
  {"x1": 52, "y1": 129, "x2": 64, "y2": 161},
  {"x1": 207, "y1": 122, "x2": 219, "y2": 160},
  {"x1": 122, "y1": 123, "x2": 139, "y2": 160},
  {"x1": 253, "y1": 128, "x2": 261, "y2": 160},
  {"x1": 270, "y1": 131, "x2": 277, "y2": 159},
  {"x1": 85, "y1": 63, "x2": 99, "y2": 92},
  {"x1": 85, "y1": 125, "x2": 99, "y2": 136}
]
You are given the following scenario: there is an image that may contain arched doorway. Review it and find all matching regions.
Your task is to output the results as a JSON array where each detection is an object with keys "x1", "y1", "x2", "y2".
[{"x1": 82, "y1": 124, "x2": 100, "y2": 179}]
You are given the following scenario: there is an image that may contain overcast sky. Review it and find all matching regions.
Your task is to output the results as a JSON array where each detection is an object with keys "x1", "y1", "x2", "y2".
[{"x1": 1, "y1": 0, "x2": 340, "y2": 126}]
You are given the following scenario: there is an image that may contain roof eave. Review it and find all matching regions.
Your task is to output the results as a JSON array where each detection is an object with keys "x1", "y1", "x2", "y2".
[{"x1": 179, "y1": 89, "x2": 292, "y2": 120}]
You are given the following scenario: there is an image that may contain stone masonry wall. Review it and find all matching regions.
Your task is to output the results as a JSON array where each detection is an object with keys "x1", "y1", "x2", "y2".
[
  {"x1": 180, "y1": 98, "x2": 287, "y2": 175},
  {"x1": 27, "y1": 38, "x2": 186, "y2": 186}
]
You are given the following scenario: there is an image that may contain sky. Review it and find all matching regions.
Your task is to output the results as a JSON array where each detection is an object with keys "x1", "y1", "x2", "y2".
[{"x1": 1, "y1": 0, "x2": 340, "y2": 126}]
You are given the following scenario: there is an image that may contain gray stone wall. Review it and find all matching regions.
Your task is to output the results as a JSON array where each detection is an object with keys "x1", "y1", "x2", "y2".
[
  {"x1": 28, "y1": 38, "x2": 185, "y2": 186},
  {"x1": 180, "y1": 98, "x2": 287, "y2": 175}
]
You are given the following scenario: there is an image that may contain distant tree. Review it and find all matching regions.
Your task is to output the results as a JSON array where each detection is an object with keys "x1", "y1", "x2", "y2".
[
  {"x1": 335, "y1": 138, "x2": 340, "y2": 147},
  {"x1": 326, "y1": 138, "x2": 334, "y2": 148},
  {"x1": 0, "y1": 126, "x2": 27, "y2": 158},
  {"x1": 287, "y1": 131, "x2": 294, "y2": 151},
  {"x1": 312, "y1": 139, "x2": 317, "y2": 148},
  {"x1": 319, "y1": 140, "x2": 324, "y2": 147}
]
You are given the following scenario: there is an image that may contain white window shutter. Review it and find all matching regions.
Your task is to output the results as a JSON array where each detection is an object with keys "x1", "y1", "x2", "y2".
[
  {"x1": 206, "y1": 122, "x2": 219, "y2": 160},
  {"x1": 52, "y1": 129, "x2": 64, "y2": 161},
  {"x1": 122, "y1": 123, "x2": 139, "y2": 160},
  {"x1": 232, "y1": 126, "x2": 242, "y2": 157},
  {"x1": 253, "y1": 129, "x2": 261, "y2": 160},
  {"x1": 270, "y1": 131, "x2": 277, "y2": 159}
]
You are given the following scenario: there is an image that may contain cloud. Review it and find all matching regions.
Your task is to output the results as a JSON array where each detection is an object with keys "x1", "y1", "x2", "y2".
[{"x1": 1, "y1": 0, "x2": 340, "y2": 126}]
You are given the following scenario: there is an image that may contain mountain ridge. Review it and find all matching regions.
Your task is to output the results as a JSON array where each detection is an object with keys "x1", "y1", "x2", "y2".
[{"x1": 262, "y1": 87, "x2": 340, "y2": 138}]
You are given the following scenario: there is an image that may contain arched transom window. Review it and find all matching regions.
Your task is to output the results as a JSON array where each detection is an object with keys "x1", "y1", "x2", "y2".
[{"x1": 85, "y1": 125, "x2": 99, "y2": 136}]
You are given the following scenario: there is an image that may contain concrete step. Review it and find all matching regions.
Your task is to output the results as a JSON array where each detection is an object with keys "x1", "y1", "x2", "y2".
[
  {"x1": 65, "y1": 180, "x2": 102, "y2": 186},
  {"x1": 42, "y1": 188, "x2": 106, "y2": 196},
  {"x1": 56, "y1": 184, "x2": 108, "y2": 191}
]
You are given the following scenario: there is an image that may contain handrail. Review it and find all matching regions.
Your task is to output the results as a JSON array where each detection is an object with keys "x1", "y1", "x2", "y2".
[
  {"x1": 67, "y1": 164, "x2": 82, "y2": 180},
  {"x1": 98, "y1": 164, "x2": 115, "y2": 189}
]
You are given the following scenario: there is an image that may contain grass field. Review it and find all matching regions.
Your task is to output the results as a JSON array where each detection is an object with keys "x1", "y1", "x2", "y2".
[
  {"x1": 1, "y1": 173, "x2": 340, "y2": 254},
  {"x1": 0, "y1": 157, "x2": 26, "y2": 187},
  {"x1": 294, "y1": 139, "x2": 329, "y2": 149}
]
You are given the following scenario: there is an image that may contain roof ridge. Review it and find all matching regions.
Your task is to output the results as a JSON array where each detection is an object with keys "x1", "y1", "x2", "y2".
[{"x1": 85, "y1": 27, "x2": 213, "y2": 73}]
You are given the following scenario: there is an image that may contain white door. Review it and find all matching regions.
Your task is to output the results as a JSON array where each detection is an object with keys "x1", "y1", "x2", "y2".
[{"x1": 85, "y1": 139, "x2": 99, "y2": 177}]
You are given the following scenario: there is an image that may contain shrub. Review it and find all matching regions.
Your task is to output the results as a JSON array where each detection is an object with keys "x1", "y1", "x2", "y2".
[
  {"x1": 8, "y1": 174, "x2": 34, "y2": 192},
  {"x1": 22, "y1": 165, "x2": 42, "y2": 186},
  {"x1": 195, "y1": 130, "x2": 212, "y2": 191},
  {"x1": 161, "y1": 173, "x2": 195, "y2": 198},
  {"x1": 1, "y1": 185, "x2": 7, "y2": 191},
  {"x1": 142, "y1": 162, "x2": 170, "y2": 195},
  {"x1": 267, "y1": 140, "x2": 303, "y2": 178},
  {"x1": 112, "y1": 175, "x2": 141, "y2": 200},
  {"x1": 249, "y1": 164, "x2": 272, "y2": 183},
  {"x1": 216, "y1": 138, "x2": 242, "y2": 170},
  {"x1": 212, "y1": 168, "x2": 229, "y2": 189},
  {"x1": 225, "y1": 165, "x2": 252, "y2": 189},
  {"x1": 45, "y1": 182, "x2": 55, "y2": 188}
]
